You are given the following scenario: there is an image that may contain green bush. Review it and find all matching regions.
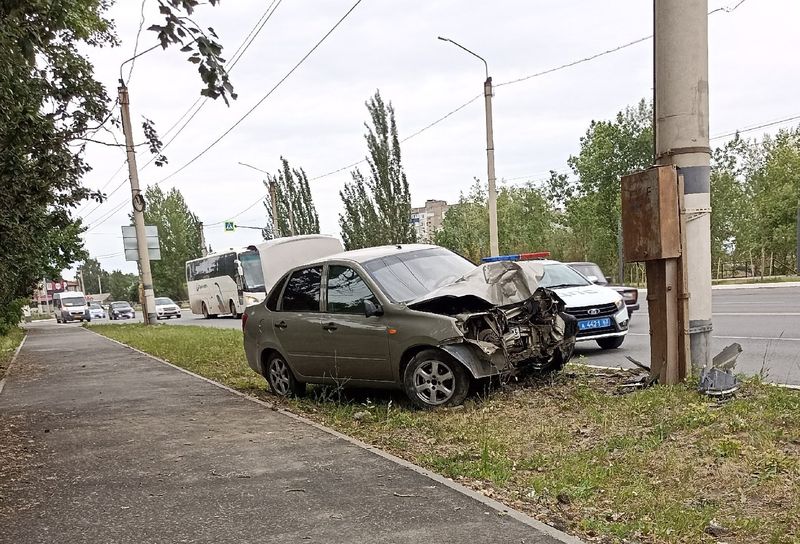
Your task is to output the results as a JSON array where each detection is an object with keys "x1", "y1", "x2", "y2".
[{"x1": 0, "y1": 299, "x2": 25, "y2": 336}]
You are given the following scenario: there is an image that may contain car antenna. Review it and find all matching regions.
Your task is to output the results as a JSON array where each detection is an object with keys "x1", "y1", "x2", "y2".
[{"x1": 396, "y1": 244, "x2": 402, "y2": 249}]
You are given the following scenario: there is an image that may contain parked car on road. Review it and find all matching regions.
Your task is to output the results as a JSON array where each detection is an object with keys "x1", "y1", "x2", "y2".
[
  {"x1": 108, "y1": 301, "x2": 135, "y2": 320},
  {"x1": 566, "y1": 262, "x2": 640, "y2": 316},
  {"x1": 482, "y1": 255, "x2": 629, "y2": 350},
  {"x1": 88, "y1": 302, "x2": 106, "y2": 320},
  {"x1": 155, "y1": 297, "x2": 182, "y2": 319},
  {"x1": 243, "y1": 244, "x2": 578, "y2": 409}
]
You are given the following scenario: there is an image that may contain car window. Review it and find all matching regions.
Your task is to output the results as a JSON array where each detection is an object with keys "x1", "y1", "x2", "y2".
[
  {"x1": 326, "y1": 266, "x2": 377, "y2": 314},
  {"x1": 537, "y1": 264, "x2": 592, "y2": 288},
  {"x1": 280, "y1": 267, "x2": 322, "y2": 312},
  {"x1": 112, "y1": 302, "x2": 131, "y2": 309},
  {"x1": 155, "y1": 297, "x2": 174, "y2": 305},
  {"x1": 363, "y1": 248, "x2": 476, "y2": 303},
  {"x1": 266, "y1": 274, "x2": 288, "y2": 311}
]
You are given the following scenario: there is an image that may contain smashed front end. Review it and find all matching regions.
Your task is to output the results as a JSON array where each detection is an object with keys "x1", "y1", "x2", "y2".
[{"x1": 408, "y1": 261, "x2": 578, "y2": 376}]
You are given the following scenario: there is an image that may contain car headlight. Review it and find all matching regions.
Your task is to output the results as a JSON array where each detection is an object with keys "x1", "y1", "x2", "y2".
[{"x1": 615, "y1": 299, "x2": 625, "y2": 311}]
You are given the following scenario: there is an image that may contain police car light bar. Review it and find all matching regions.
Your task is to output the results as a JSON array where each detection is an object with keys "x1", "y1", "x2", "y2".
[{"x1": 481, "y1": 251, "x2": 551, "y2": 263}]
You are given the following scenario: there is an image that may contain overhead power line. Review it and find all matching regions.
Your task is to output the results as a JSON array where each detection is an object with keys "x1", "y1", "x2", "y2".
[
  {"x1": 152, "y1": 0, "x2": 365, "y2": 188},
  {"x1": 82, "y1": 0, "x2": 286, "y2": 230},
  {"x1": 710, "y1": 114, "x2": 800, "y2": 141}
]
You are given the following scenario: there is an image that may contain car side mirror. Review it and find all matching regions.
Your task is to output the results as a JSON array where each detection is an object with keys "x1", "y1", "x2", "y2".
[
  {"x1": 364, "y1": 299, "x2": 383, "y2": 318},
  {"x1": 586, "y1": 275, "x2": 599, "y2": 284}
]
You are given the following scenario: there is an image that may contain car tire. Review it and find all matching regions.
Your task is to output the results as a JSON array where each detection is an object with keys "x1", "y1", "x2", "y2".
[
  {"x1": 540, "y1": 342, "x2": 575, "y2": 373},
  {"x1": 229, "y1": 300, "x2": 239, "y2": 319},
  {"x1": 202, "y1": 302, "x2": 210, "y2": 319},
  {"x1": 265, "y1": 353, "x2": 305, "y2": 398},
  {"x1": 597, "y1": 336, "x2": 625, "y2": 350},
  {"x1": 403, "y1": 349, "x2": 470, "y2": 409}
]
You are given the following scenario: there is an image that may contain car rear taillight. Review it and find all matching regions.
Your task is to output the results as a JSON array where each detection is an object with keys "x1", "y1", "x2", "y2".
[{"x1": 241, "y1": 312, "x2": 248, "y2": 332}]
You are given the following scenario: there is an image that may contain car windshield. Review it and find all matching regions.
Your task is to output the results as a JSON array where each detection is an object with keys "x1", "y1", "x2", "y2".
[
  {"x1": 62, "y1": 297, "x2": 85, "y2": 307},
  {"x1": 240, "y1": 250, "x2": 266, "y2": 292},
  {"x1": 90, "y1": 303, "x2": 102, "y2": 309},
  {"x1": 112, "y1": 302, "x2": 131, "y2": 309},
  {"x1": 534, "y1": 263, "x2": 592, "y2": 289},
  {"x1": 569, "y1": 263, "x2": 607, "y2": 284},
  {"x1": 362, "y1": 247, "x2": 476, "y2": 303},
  {"x1": 155, "y1": 297, "x2": 174, "y2": 306}
]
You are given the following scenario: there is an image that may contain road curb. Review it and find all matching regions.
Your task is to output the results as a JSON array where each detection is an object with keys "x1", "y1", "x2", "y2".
[
  {"x1": 0, "y1": 333, "x2": 28, "y2": 396},
  {"x1": 84, "y1": 327, "x2": 584, "y2": 544},
  {"x1": 637, "y1": 281, "x2": 800, "y2": 294}
]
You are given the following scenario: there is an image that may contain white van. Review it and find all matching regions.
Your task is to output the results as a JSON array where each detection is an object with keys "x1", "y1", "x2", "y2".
[
  {"x1": 53, "y1": 291, "x2": 90, "y2": 323},
  {"x1": 186, "y1": 235, "x2": 344, "y2": 318}
]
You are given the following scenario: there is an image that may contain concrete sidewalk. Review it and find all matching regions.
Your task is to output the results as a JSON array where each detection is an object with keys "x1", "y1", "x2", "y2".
[{"x1": 0, "y1": 323, "x2": 576, "y2": 544}]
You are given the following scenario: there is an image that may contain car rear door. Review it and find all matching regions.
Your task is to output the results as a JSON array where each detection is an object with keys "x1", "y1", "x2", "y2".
[
  {"x1": 273, "y1": 266, "x2": 326, "y2": 379},
  {"x1": 319, "y1": 264, "x2": 392, "y2": 382}
]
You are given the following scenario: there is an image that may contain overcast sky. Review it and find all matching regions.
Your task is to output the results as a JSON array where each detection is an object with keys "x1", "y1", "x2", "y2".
[{"x1": 72, "y1": 0, "x2": 800, "y2": 278}]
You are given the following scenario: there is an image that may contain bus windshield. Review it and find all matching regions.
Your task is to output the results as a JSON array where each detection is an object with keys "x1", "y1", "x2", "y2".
[
  {"x1": 62, "y1": 297, "x2": 86, "y2": 307},
  {"x1": 239, "y1": 250, "x2": 266, "y2": 292}
]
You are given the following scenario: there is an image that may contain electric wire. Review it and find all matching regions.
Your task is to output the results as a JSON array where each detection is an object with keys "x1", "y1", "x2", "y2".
[
  {"x1": 82, "y1": 0, "x2": 285, "y2": 229},
  {"x1": 151, "y1": 0, "x2": 365, "y2": 188}
]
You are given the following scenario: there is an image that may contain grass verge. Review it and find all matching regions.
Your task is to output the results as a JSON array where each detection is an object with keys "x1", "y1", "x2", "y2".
[
  {"x1": 0, "y1": 327, "x2": 25, "y2": 378},
  {"x1": 91, "y1": 324, "x2": 800, "y2": 544}
]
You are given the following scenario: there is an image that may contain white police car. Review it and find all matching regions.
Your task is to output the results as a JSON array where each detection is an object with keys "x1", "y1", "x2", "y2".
[{"x1": 482, "y1": 253, "x2": 629, "y2": 349}]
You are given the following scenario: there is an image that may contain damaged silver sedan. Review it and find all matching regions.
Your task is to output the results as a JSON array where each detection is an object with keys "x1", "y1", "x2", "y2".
[{"x1": 243, "y1": 244, "x2": 578, "y2": 409}]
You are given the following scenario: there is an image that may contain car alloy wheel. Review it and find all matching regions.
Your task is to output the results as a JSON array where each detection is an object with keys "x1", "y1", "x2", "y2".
[
  {"x1": 265, "y1": 354, "x2": 304, "y2": 397},
  {"x1": 403, "y1": 349, "x2": 469, "y2": 409}
]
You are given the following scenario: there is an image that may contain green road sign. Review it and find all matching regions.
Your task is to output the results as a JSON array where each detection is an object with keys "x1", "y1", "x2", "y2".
[{"x1": 224, "y1": 221, "x2": 235, "y2": 232}]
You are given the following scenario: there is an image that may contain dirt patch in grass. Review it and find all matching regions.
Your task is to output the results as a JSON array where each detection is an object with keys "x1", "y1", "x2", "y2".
[{"x1": 91, "y1": 324, "x2": 800, "y2": 543}]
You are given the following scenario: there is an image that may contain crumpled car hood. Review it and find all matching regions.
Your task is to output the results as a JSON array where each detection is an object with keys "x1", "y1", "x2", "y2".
[{"x1": 408, "y1": 260, "x2": 551, "y2": 311}]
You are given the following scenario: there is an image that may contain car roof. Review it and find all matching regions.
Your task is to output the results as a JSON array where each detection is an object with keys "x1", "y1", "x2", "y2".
[
  {"x1": 304, "y1": 243, "x2": 443, "y2": 265},
  {"x1": 565, "y1": 261, "x2": 598, "y2": 266}
]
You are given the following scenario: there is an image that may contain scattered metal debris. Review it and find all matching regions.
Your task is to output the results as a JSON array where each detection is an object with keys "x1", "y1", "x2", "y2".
[
  {"x1": 625, "y1": 355, "x2": 651, "y2": 372},
  {"x1": 698, "y1": 343, "x2": 743, "y2": 397}
]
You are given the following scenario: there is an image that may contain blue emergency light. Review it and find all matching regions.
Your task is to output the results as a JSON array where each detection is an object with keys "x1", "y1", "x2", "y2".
[{"x1": 481, "y1": 251, "x2": 551, "y2": 263}]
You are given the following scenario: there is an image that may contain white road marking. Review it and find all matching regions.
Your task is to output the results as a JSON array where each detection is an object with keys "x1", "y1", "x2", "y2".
[
  {"x1": 629, "y1": 332, "x2": 800, "y2": 342},
  {"x1": 713, "y1": 312, "x2": 800, "y2": 316}
]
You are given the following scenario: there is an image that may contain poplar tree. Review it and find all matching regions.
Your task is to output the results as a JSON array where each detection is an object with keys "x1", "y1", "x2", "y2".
[
  {"x1": 262, "y1": 157, "x2": 319, "y2": 239},
  {"x1": 339, "y1": 91, "x2": 416, "y2": 249}
]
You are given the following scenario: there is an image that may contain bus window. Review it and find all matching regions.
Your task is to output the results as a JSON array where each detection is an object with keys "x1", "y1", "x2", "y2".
[{"x1": 239, "y1": 250, "x2": 266, "y2": 292}]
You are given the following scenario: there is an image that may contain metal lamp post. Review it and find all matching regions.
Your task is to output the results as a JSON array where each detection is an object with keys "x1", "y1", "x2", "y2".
[{"x1": 438, "y1": 36, "x2": 499, "y2": 256}]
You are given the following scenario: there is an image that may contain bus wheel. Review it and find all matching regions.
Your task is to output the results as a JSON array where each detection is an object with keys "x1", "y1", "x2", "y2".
[
  {"x1": 202, "y1": 302, "x2": 210, "y2": 319},
  {"x1": 229, "y1": 300, "x2": 240, "y2": 319}
]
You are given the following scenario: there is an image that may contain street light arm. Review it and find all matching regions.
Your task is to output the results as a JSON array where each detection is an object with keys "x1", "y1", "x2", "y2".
[
  {"x1": 238, "y1": 161, "x2": 270, "y2": 176},
  {"x1": 437, "y1": 36, "x2": 488, "y2": 80}
]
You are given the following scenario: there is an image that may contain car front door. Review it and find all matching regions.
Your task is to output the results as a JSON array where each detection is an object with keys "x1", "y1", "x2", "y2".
[
  {"x1": 273, "y1": 266, "x2": 326, "y2": 379},
  {"x1": 319, "y1": 264, "x2": 392, "y2": 382}
]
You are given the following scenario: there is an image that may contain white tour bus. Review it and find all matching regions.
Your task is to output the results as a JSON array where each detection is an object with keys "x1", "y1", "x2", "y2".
[{"x1": 186, "y1": 235, "x2": 343, "y2": 318}]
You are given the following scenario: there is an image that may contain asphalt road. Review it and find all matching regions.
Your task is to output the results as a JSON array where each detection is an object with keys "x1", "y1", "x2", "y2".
[
  {"x1": 86, "y1": 284, "x2": 800, "y2": 384},
  {"x1": 575, "y1": 285, "x2": 800, "y2": 385}
]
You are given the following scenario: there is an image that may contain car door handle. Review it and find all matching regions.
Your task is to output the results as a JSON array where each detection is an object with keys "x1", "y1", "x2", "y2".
[
  {"x1": 322, "y1": 322, "x2": 338, "y2": 332},
  {"x1": 274, "y1": 321, "x2": 287, "y2": 330}
]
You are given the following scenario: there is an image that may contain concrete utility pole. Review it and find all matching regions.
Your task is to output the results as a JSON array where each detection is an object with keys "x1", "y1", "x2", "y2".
[
  {"x1": 118, "y1": 82, "x2": 156, "y2": 325},
  {"x1": 796, "y1": 201, "x2": 800, "y2": 275},
  {"x1": 79, "y1": 268, "x2": 85, "y2": 293},
  {"x1": 438, "y1": 36, "x2": 499, "y2": 256},
  {"x1": 199, "y1": 222, "x2": 208, "y2": 256},
  {"x1": 269, "y1": 181, "x2": 281, "y2": 238},
  {"x1": 654, "y1": 0, "x2": 713, "y2": 373}
]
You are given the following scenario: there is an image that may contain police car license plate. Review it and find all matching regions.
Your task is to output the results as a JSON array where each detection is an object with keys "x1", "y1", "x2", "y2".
[{"x1": 578, "y1": 317, "x2": 612, "y2": 331}]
